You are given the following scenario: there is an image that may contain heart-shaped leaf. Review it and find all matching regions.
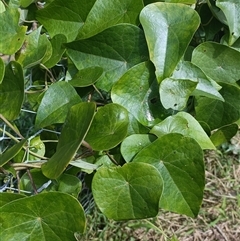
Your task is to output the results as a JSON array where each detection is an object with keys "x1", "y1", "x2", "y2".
[
  {"x1": 35, "y1": 81, "x2": 81, "y2": 128},
  {"x1": 172, "y1": 61, "x2": 224, "y2": 101},
  {"x1": 133, "y1": 133, "x2": 204, "y2": 217},
  {"x1": 112, "y1": 61, "x2": 169, "y2": 127},
  {"x1": 192, "y1": 42, "x2": 240, "y2": 84},
  {"x1": 0, "y1": 192, "x2": 86, "y2": 240},
  {"x1": 77, "y1": 0, "x2": 144, "y2": 39},
  {"x1": 151, "y1": 112, "x2": 216, "y2": 149},
  {"x1": 85, "y1": 103, "x2": 129, "y2": 151},
  {"x1": 140, "y1": 2, "x2": 200, "y2": 82},
  {"x1": 41, "y1": 102, "x2": 95, "y2": 179},
  {"x1": 121, "y1": 134, "x2": 157, "y2": 162},
  {"x1": 92, "y1": 162, "x2": 163, "y2": 220},
  {"x1": 216, "y1": 0, "x2": 240, "y2": 45},
  {"x1": 195, "y1": 83, "x2": 240, "y2": 130},
  {"x1": 0, "y1": 193, "x2": 25, "y2": 207},
  {"x1": 0, "y1": 8, "x2": 27, "y2": 54},
  {"x1": 66, "y1": 24, "x2": 149, "y2": 91},
  {"x1": 160, "y1": 77, "x2": 197, "y2": 110},
  {"x1": 0, "y1": 61, "x2": 24, "y2": 120}
]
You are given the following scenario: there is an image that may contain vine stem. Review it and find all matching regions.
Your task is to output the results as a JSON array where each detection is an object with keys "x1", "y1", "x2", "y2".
[{"x1": 144, "y1": 220, "x2": 169, "y2": 240}]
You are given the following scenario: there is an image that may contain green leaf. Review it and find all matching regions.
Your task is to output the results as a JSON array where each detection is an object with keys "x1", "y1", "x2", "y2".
[
  {"x1": 16, "y1": 27, "x2": 50, "y2": 69},
  {"x1": 43, "y1": 34, "x2": 67, "y2": 68},
  {"x1": 70, "y1": 159, "x2": 98, "y2": 174},
  {"x1": 0, "y1": 139, "x2": 27, "y2": 167},
  {"x1": 112, "y1": 61, "x2": 169, "y2": 127},
  {"x1": 0, "y1": 193, "x2": 25, "y2": 207},
  {"x1": 192, "y1": 42, "x2": 240, "y2": 84},
  {"x1": 216, "y1": 0, "x2": 240, "y2": 45},
  {"x1": 20, "y1": 0, "x2": 34, "y2": 8},
  {"x1": 0, "y1": 8, "x2": 27, "y2": 54},
  {"x1": 27, "y1": 136, "x2": 45, "y2": 161},
  {"x1": 159, "y1": 77, "x2": 197, "y2": 110},
  {"x1": 210, "y1": 123, "x2": 238, "y2": 146},
  {"x1": 77, "y1": 0, "x2": 144, "y2": 39},
  {"x1": 0, "y1": 192, "x2": 86, "y2": 240},
  {"x1": 92, "y1": 162, "x2": 163, "y2": 220},
  {"x1": 42, "y1": 102, "x2": 95, "y2": 179},
  {"x1": 172, "y1": 61, "x2": 224, "y2": 101},
  {"x1": 0, "y1": 61, "x2": 24, "y2": 120},
  {"x1": 151, "y1": 112, "x2": 216, "y2": 149},
  {"x1": 0, "y1": 57, "x2": 5, "y2": 84},
  {"x1": 36, "y1": 0, "x2": 85, "y2": 42},
  {"x1": 195, "y1": 83, "x2": 240, "y2": 130},
  {"x1": 0, "y1": 1, "x2": 5, "y2": 13},
  {"x1": 66, "y1": 24, "x2": 149, "y2": 91},
  {"x1": 69, "y1": 67, "x2": 103, "y2": 87},
  {"x1": 127, "y1": 113, "x2": 150, "y2": 136},
  {"x1": 121, "y1": 134, "x2": 157, "y2": 162},
  {"x1": 165, "y1": 0, "x2": 195, "y2": 3},
  {"x1": 140, "y1": 2, "x2": 200, "y2": 82},
  {"x1": 35, "y1": 81, "x2": 81, "y2": 128},
  {"x1": 85, "y1": 103, "x2": 129, "y2": 151},
  {"x1": 133, "y1": 133, "x2": 204, "y2": 217}
]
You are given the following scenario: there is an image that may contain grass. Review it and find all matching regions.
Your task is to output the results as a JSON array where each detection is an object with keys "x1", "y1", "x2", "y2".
[{"x1": 79, "y1": 132, "x2": 240, "y2": 241}]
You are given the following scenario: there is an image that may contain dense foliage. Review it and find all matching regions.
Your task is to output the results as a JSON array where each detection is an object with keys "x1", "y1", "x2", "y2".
[{"x1": 0, "y1": 0, "x2": 240, "y2": 240}]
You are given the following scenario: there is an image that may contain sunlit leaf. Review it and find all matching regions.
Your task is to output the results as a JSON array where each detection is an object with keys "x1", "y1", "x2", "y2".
[{"x1": 0, "y1": 57, "x2": 5, "y2": 84}]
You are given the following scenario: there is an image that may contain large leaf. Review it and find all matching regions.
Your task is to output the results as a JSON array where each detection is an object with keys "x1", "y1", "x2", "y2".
[
  {"x1": 0, "y1": 139, "x2": 27, "y2": 167},
  {"x1": 133, "y1": 133, "x2": 205, "y2": 217},
  {"x1": 66, "y1": 24, "x2": 149, "y2": 91},
  {"x1": 216, "y1": 0, "x2": 240, "y2": 45},
  {"x1": 192, "y1": 42, "x2": 240, "y2": 84},
  {"x1": 0, "y1": 8, "x2": 27, "y2": 54},
  {"x1": 41, "y1": 102, "x2": 95, "y2": 179},
  {"x1": 85, "y1": 103, "x2": 129, "y2": 151},
  {"x1": 77, "y1": 0, "x2": 144, "y2": 39},
  {"x1": 0, "y1": 192, "x2": 86, "y2": 240},
  {"x1": 159, "y1": 77, "x2": 197, "y2": 110},
  {"x1": 112, "y1": 61, "x2": 169, "y2": 127},
  {"x1": 0, "y1": 57, "x2": 5, "y2": 84},
  {"x1": 92, "y1": 162, "x2": 163, "y2": 220},
  {"x1": 35, "y1": 81, "x2": 81, "y2": 128},
  {"x1": 16, "y1": 27, "x2": 50, "y2": 69},
  {"x1": 151, "y1": 112, "x2": 215, "y2": 149},
  {"x1": 0, "y1": 61, "x2": 24, "y2": 120},
  {"x1": 36, "y1": 0, "x2": 85, "y2": 42},
  {"x1": 0, "y1": 193, "x2": 25, "y2": 207},
  {"x1": 172, "y1": 61, "x2": 224, "y2": 101},
  {"x1": 195, "y1": 83, "x2": 240, "y2": 130},
  {"x1": 121, "y1": 134, "x2": 157, "y2": 162},
  {"x1": 140, "y1": 2, "x2": 200, "y2": 82}
]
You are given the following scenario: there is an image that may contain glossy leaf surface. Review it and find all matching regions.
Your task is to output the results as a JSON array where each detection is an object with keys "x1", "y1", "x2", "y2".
[
  {"x1": 133, "y1": 133, "x2": 204, "y2": 217},
  {"x1": 140, "y1": 2, "x2": 200, "y2": 82},
  {"x1": 42, "y1": 102, "x2": 95, "y2": 179},
  {"x1": 92, "y1": 162, "x2": 163, "y2": 220},
  {"x1": 85, "y1": 103, "x2": 129, "y2": 151},
  {"x1": 0, "y1": 192, "x2": 86, "y2": 240},
  {"x1": 35, "y1": 81, "x2": 81, "y2": 128}
]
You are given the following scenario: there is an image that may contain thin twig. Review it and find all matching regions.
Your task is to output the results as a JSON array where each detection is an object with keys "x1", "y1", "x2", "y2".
[{"x1": 26, "y1": 169, "x2": 38, "y2": 194}]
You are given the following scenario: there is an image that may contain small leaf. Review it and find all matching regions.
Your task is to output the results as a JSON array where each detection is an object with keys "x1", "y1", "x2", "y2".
[
  {"x1": 77, "y1": 0, "x2": 144, "y2": 39},
  {"x1": 0, "y1": 192, "x2": 86, "y2": 240},
  {"x1": 160, "y1": 78, "x2": 197, "y2": 110},
  {"x1": 0, "y1": 57, "x2": 5, "y2": 84},
  {"x1": 42, "y1": 102, "x2": 95, "y2": 179},
  {"x1": 0, "y1": 193, "x2": 25, "y2": 208},
  {"x1": 35, "y1": 81, "x2": 81, "y2": 128},
  {"x1": 121, "y1": 134, "x2": 157, "y2": 162},
  {"x1": 0, "y1": 8, "x2": 27, "y2": 54},
  {"x1": 0, "y1": 139, "x2": 27, "y2": 167},
  {"x1": 112, "y1": 61, "x2": 169, "y2": 127},
  {"x1": 69, "y1": 67, "x2": 103, "y2": 87},
  {"x1": 192, "y1": 42, "x2": 240, "y2": 84},
  {"x1": 216, "y1": 0, "x2": 240, "y2": 45},
  {"x1": 70, "y1": 159, "x2": 98, "y2": 174},
  {"x1": 210, "y1": 123, "x2": 238, "y2": 146},
  {"x1": 92, "y1": 162, "x2": 163, "y2": 220},
  {"x1": 85, "y1": 103, "x2": 129, "y2": 151},
  {"x1": 140, "y1": 2, "x2": 200, "y2": 82},
  {"x1": 66, "y1": 24, "x2": 149, "y2": 91},
  {"x1": 133, "y1": 133, "x2": 205, "y2": 217},
  {"x1": 0, "y1": 61, "x2": 24, "y2": 120},
  {"x1": 16, "y1": 27, "x2": 50, "y2": 69},
  {"x1": 151, "y1": 112, "x2": 216, "y2": 149}
]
